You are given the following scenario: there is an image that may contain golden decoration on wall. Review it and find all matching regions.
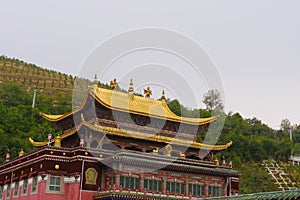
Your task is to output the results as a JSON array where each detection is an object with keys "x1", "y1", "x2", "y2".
[
  {"x1": 153, "y1": 148, "x2": 159, "y2": 154},
  {"x1": 165, "y1": 144, "x2": 172, "y2": 157},
  {"x1": 85, "y1": 168, "x2": 98, "y2": 185}
]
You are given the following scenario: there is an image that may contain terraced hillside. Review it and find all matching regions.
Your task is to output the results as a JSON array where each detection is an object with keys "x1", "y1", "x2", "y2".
[
  {"x1": 0, "y1": 55, "x2": 90, "y2": 96},
  {"x1": 264, "y1": 161, "x2": 298, "y2": 191}
]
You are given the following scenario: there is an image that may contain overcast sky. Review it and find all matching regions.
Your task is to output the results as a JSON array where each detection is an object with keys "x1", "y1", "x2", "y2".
[{"x1": 0, "y1": 0, "x2": 299, "y2": 129}]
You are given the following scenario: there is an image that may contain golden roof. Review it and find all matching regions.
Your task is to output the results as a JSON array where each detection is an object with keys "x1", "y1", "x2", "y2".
[
  {"x1": 29, "y1": 126, "x2": 80, "y2": 147},
  {"x1": 29, "y1": 118, "x2": 232, "y2": 151},
  {"x1": 40, "y1": 113, "x2": 67, "y2": 122},
  {"x1": 41, "y1": 85, "x2": 218, "y2": 125},
  {"x1": 83, "y1": 120, "x2": 232, "y2": 151}
]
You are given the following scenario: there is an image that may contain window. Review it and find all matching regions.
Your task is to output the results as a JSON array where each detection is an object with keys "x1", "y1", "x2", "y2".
[
  {"x1": 46, "y1": 176, "x2": 64, "y2": 194},
  {"x1": 13, "y1": 182, "x2": 19, "y2": 197},
  {"x1": 166, "y1": 181, "x2": 184, "y2": 194},
  {"x1": 31, "y1": 177, "x2": 38, "y2": 194},
  {"x1": 119, "y1": 176, "x2": 140, "y2": 190},
  {"x1": 0, "y1": 186, "x2": 3, "y2": 199},
  {"x1": 144, "y1": 179, "x2": 162, "y2": 192},
  {"x1": 6, "y1": 184, "x2": 10, "y2": 199},
  {"x1": 188, "y1": 183, "x2": 204, "y2": 196},
  {"x1": 22, "y1": 179, "x2": 28, "y2": 195},
  {"x1": 208, "y1": 186, "x2": 224, "y2": 197},
  {"x1": 49, "y1": 176, "x2": 62, "y2": 192},
  {"x1": 109, "y1": 176, "x2": 116, "y2": 189}
]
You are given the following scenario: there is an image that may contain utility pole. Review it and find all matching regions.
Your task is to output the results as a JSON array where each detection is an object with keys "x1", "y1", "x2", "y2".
[{"x1": 32, "y1": 86, "x2": 37, "y2": 108}]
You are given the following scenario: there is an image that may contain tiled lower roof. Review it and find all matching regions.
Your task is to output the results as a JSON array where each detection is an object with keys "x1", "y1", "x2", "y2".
[
  {"x1": 93, "y1": 190, "x2": 300, "y2": 200},
  {"x1": 93, "y1": 191, "x2": 188, "y2": 200},
  {"x1": 202, "y1": 190, "x2": 300, "y2": 200}
]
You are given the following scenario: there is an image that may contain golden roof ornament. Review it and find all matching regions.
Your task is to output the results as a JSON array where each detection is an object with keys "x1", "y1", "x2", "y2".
[
  {"x1": 89, "y1": 74, "x2": 98, "y2": 93},
  {"x1": 93, "y1": 74, "x2": 98, "y2": 85},
  {"x1": 54, "y1": 134, "x2": 62, "y2": 147},
  {"x1": 180, "y1": 151, "x2": 186, "y2": 158},
  {"x1": 214, "y1": 158, "x2": 219, "y2": 166},
  {"x1": 144, "y1": 87, "x2": 152, "y2": 98},
  {"x1": 128, "y1": 79, "x2": 134, "y2": 94},
  {"x1": 161, "y1": 90, "x2": 166, "y2": 100},
  {"x1": 18, "y1": 149, "x2": 25, "y2": 157},
  {"x1": 110, "y1": 78, "x2": 118, "y2": 89}
]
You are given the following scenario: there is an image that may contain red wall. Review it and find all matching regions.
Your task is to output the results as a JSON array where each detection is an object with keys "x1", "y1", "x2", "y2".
[
  {"x1": 3, "y1": 181, "x2": 98, "y2": 200},
  {"x1": 80, "y1": 191, "x2": 99, "y2": 200}
]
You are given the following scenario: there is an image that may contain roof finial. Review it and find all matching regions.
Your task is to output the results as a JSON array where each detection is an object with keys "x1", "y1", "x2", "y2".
[
  {"x1": 110, "y1": 78, "x2": 118, "y2": 89},
  {"x1": 144, "y1": 87, "x2": 152, "y2": 98},
  {"x1": 161, "y1": 90, "x2": 166, "y2": 100},
  {"x1": 18, "y1": 149, "x2": 25, "y2": 157},
  {"x1": 54, "y1": 134, "x2": 62, "y2": 147},
  {"x1": 93, "y1": 74, "x2": 98, "y2": 85},
  {"x1": 128, "y1": 79, "x2": 134, "y2": 94}
]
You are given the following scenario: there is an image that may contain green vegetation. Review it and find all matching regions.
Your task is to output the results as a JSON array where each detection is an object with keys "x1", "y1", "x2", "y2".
[
  {"x1": 0, "y1": 56, "x2": 300, "y2": 194},
  {"x1": 239, "y1": 163, "x2": 278, "y2": 193},
  {"x1": 166, "y1": 99, "x2": 299, "y2": 193},
  {"x1": 0, "y1": 83, "x2": 71, "y2": 163}
]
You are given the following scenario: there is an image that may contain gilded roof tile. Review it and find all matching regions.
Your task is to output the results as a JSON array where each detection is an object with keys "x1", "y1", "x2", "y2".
[{"x1": 41, "y1": 86, "x2": 218, "y2": 125}]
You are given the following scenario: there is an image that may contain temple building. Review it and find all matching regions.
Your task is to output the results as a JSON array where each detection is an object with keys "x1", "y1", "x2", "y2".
[{"x1": 0, "y1": 77, "x2": 240, "y2": 200}]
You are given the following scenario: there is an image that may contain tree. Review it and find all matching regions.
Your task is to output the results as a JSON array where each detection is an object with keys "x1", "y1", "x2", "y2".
[
  {"x1": 248, "y1": 139, "x2": 265, "y2": 162},
  {"x1": 293, "y1": 126, "x2": 300, "y2": 143},
  {"x1": 0, "y1": 83, "x2": 30, "y2": 107},
  {"x1": 280, "y1": 119, "x2": 292, "y2": 132},
  {"x1": 277, "y1": 139, "x2": 293, "y2": 161},
  {"x1": 202, "y1": 89, "x2": 224, "y2": 111},
  {"x1": 167, "y1": 99, "x2": 181, "y2": 116},
  {"x1": 262, "y1": 139, "x2": 278, "y2": 159},
  {"x1": 293, "y1": 143, "x2": 300, "y2": 156}
]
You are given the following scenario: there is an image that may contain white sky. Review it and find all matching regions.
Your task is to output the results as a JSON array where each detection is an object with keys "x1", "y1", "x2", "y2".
[{"x1": 0, "y1": 0, "x2": 299, "y2": 129}]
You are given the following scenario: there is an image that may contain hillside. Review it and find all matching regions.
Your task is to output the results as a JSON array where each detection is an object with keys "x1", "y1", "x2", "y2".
[
  {"x1": 0, "y1": 56, "x2": 300, "y2": 194},
  {"x1": 0, "y1": 55, "x2": 88, "y2": 96}
]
